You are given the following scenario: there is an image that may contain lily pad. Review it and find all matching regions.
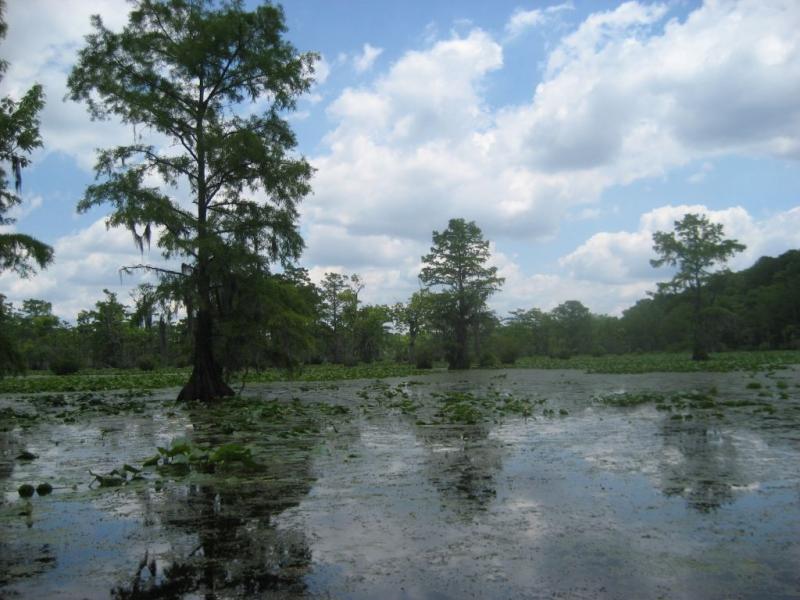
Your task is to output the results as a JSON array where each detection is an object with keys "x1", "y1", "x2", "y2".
[
  {"x1": 18, "y1": 484, "x2": 35, "y2": 498},
  {"x1": 36, "y1": 483, "x2": 53, "y2": 496}
]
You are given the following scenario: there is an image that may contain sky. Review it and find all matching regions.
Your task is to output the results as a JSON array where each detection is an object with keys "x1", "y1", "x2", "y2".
[{"x1": 1, "y1": 0, "x2": 799, "y2": 320}]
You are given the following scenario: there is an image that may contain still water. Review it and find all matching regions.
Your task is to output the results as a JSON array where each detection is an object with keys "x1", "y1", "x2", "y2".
[{"x1": 1, "y1": 368, "x2": 799, "y2": 598}]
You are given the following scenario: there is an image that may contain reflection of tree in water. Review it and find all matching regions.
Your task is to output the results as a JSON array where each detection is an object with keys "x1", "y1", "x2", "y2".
[
  {"x1": 658, "y1": 417, "x2": 740, "y2": 512},
  {"x1": 112, "y1": 409, "x2": 317, "y2": 599},
  {"x1": 415, "y1": 422, "x2": 504, "y2": 519}
]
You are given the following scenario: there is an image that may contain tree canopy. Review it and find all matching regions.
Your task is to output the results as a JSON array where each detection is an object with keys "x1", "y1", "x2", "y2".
[
  {"x1": 651, "y1": 212, "x2": 745, "y2": 360},
  {"x1": 68, "y1": 0, "x2": 317, "y2": 400},
  {"x1": 0, "y1": 0, "x2": 52, "y2": 277},
  {"x1": 420, "y1": 218, "x2": 503, "y2": 369}
]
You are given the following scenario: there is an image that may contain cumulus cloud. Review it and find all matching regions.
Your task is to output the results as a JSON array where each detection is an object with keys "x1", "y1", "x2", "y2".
[
  {"x1": 505, "y1": 8, "x2": 547, "y2": 38},
  {"x1": 560, "y1": 204, "x2": 800, "y2": 289},
  {"x1": 480, "y1": 204, "x2": 800, "y2": 317},
  {"x1": 4, "y1": 1, "x2": 800, "y2": 322},
  {"x1": 353, "y1": 43, "x2": 384, "y2": 73},
  {"x1": 0, "y1": 218, "x2": 176, "y2": 319},
  {"x1": 0, "y1": 0, "x2": 133, "y2": 170},
  {"x1": 516, "y1": 0, "x2": 800, "y2": 175},
  {"x1": 314, "y1": 54, "x2": 331, "y2": 85},
  {"x1": 312, "y1": 0, "x2": 800, "y2": 254},
  {"x1": 505, "y1": 2, "x2": 574, "y2": 40},
  {"x1": 303, "y1": 223, "x2": 425, "y2": 270}
]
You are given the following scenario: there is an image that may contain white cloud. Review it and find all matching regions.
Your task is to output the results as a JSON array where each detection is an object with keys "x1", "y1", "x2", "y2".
[
  {"x1": 0, "y1": 218, "x2": 176, "y2": 319},
  {"x1": 299, "y1": 1, "x2": 800, "y2": 315},
  {"x1": 505, "y1": 3, "x2": 573, "y2": 40},
  {"x1": 482, "y1": 203, "x2": 800, "y2": 317},
  {"x1": 523, "y1": 0, "x2": 800, "y2": 174},
  {"x1": 313, "y1": 1, "x2": 800, "y2": 253},
  {"x1": 4, "y1": 1, "x2": 800, "y2": 323},
  {"x1": 0, "y1": 0, "x2": 133, "y2": 170},
  {"x1": 560, "y1": 204, "x2": 800, "y2": 289},
  {"x1": 353, "y1": 43, "x2": 384, "y2": 73},
  {"x1": 505, "y1": 9, "x2": 546, "y2": 39},
  {"x1": 304, "y1": 223, "x2": 425, "y2": 270},
  {"x1": 314, "y1": 54, "x2": 331, "y2": 85}
]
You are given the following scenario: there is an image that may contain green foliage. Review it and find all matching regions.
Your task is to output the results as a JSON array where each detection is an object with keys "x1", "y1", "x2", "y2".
[
  {"x1": 478, "y1": 351, "x2": 499, "y2": 368},
  {"x1": 17, "y1": 483, "x2": 34, "y2": 498},
  {"x1": 0, "y1": 362, "x2": 433, "y2": 394},
  {"x1": 352, "y1": 304, "x2": 392, "y2": 363},
  {"x1": 0, "y1": 5, "x2": 52, "y2": 278},
  {"x1": 0, "y1": 295, "x2": 24, "y2": 377},
  {"x1": 593, "y1": 387, "x2": 781, "y2": 421},
  {"x1": 431, "y1": 389, "x2": 538, "y2": 424},
  {"x1": 90, "y1": 463, "x2": 145, "y2": 487},
  {"x1": 420, "y1": 219, "x2": 504, "y2": 369},
  {"x1": 51, "y1": 356, "x2": 82, "y2": 376},
  {"x1": 145, "y1": 438, "x2": 254, "y2": 469},
  {"x1": 414, "y1": 342, "x2": 435, "y2": 369},
  {"x1": 549, "y1": 300, "x2": 593, "y2": 356},
  {"x1": 67, "y1": 0, "x2": 317, "y2": 401},
  {"x1": 137, "y1": 356, "x2": 157, "y2": 371},
  {"x1": 35, "y1": 482, "x2": 52, "y2": 496},
  {"x1": 77, "y1": 289, "x2": 129, "y2": 368},
  {"x1": 651, "y1": 214, "x2": 746, "y2": 293},
  {"x1": 393, "y1": 290, "x2": 433, "y2": 362},
  {"x1": 217, "y1": 270, "x2": 318, "y2": 377},
  {"x1": 651, "y1": 213, "x2": 745, "y2": 360}
]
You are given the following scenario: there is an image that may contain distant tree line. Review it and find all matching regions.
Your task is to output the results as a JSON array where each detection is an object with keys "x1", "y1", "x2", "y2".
[{"x1": 2, "y1": 241, "x2": 799, "y2": 376}]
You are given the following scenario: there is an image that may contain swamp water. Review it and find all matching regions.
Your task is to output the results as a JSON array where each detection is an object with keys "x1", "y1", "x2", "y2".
[{"x1": 1, "y1": 368, "x2": 799, "y2": 599}]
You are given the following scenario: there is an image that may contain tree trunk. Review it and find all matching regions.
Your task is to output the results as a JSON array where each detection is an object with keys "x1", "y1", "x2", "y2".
[
  {"x1": 158, "y1": 317, "x2": 167, "y2": 362},
  {"x1": 178, "y1": 307, "x2": 234, "y2": 402},
  {"x1": 450, "y1": 318, "x2": 470, "y2": 369},
  {"x1": 691, "y1": 283, "x2": 709, "y2": 361},
  {"x1": 691, "y1": 317, "x2": 709, "y2": 360},
  {"x1": 408, "y1": 329, "x2": 417, "y2": 363}
]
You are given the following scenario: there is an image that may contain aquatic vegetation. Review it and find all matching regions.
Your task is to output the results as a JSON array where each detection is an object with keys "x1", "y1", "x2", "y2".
[
  {"x1": 2, "y1": 368, "x2": 799, "y2": 599},
  {"x1": 117, "y1": 439, "x2": 264, "y2": 484},
  {"x1": 516, "y1": 350, "x2": 800, "y2": 374},
  {"x1": 0, "y1": 363, "x2": 432, "y2": 394},
  {"x1": 430, "y1": 390, "x2": 537, "y2": 424},
  {"x1": 0, "y1": 370, "x2": 190, "y2": 394},
  {"x1": 17, "y1": 484, "x2": 35, "y2": 498},
  {"x1": 0, "y1": 407, "x2": 39, "y2": 431},
  {"x1": 595, "y1": 388, "x2": 782, "y2": 421},
  {"x1": 3, "y1": 351, "x2": 799, "y2": 395},
  {"x1": 594, "y1": 391, "x2": 665, "y2": 407},
  {"x1": 90, "y1": 464, "x2": 144, "y2": 488},
  {"x1": 35, "y1": 483, "x2": 52, "y2": 496}
]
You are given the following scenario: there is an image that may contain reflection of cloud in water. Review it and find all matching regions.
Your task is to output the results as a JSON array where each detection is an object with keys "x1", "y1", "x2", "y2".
[{"x1": 360, "y1": 423, "x2": 420, "y2": 476}]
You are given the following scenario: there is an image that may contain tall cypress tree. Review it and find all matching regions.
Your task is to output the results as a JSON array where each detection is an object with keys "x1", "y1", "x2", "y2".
[
  {"x1": 420, "y1": 218, "x2": 503, "y2": 369},
  {"x1": 68, "y1": 0, "x2": 316, "y2": 400}
]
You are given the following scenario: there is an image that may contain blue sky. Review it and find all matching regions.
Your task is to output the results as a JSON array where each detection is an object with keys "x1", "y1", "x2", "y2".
[{"x1": 1, "y1": 0, "x2": 799, "y2": 319}]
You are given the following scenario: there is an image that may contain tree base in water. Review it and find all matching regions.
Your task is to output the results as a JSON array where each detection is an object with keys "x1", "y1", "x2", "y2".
[{"x1": 177, "y1": 364, "x2": 234, "y2": 402}]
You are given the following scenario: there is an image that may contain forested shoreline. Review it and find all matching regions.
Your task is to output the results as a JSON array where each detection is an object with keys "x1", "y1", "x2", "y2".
[{"x1": 3, "y1": 247, "x2": 799, "y2": 377}]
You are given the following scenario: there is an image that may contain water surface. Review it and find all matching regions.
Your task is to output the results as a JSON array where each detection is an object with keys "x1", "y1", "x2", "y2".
[{"x1": 1, "y1": 368, "x2": 799, "y2": 598}]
